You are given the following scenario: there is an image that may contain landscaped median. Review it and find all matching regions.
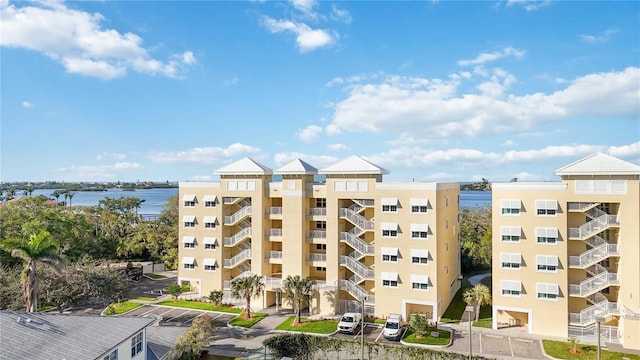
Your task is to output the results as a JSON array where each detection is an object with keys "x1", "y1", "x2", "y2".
[
  {"x1": 155, "y1": 299, "x2": 267, "y2": 329},
  {"x1": 401, "y1": 328, "x2": 452, "y2": 347},
  {"x1": 103, "y1": 301, "x2": 144, "y2": 315},
  {"x1": 275, "y1": 316, "x2": 338, "y2": 334},
  {"x1": 542, "y1": 340, "x2": 640, "y2": 360}
]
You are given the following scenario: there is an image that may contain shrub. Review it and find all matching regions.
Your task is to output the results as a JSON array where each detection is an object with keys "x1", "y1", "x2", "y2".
[
  {"x1": 409, "y1": 313, "x2": 430, "y2": 337},
  {"x1": 209, "y1": 290, "x2": 223, "y2": 305},
  {"x1": 167, "y1": 284, "x2": 183, "y2": 299}
]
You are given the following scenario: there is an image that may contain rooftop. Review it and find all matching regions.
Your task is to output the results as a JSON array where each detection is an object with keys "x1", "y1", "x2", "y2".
[{"x1": 555, "y1": 152, "x2": 640, "y2": 176}]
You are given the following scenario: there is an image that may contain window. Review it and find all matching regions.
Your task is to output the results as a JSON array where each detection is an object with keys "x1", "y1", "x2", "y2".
[
  {"x1": 203, "y1": 259, "x2": 218, "y2": 272},
  {"x1": 536, "y1": 255, "x2": 559, "y2": 272},
  {"x1": 182, "y1": 215, "x2": 196, "y2": 228},
  {"x1": 500, "y1": 226, "x2": 521, "y2": 242},
  {"x1": 203, "y1": 216, "x2": 217, "y2": 229},
  {"x1": 316, "y1": 244, "x2": 327, "y2": 250},
  {"x1": 203, "y1": 237, "x2": 218, "y2": 250},
  {"x1": 131, "y1": 332, "x2": 143, "y2": 357},
  {"x1": 536, "y1": 200, "x2": 558, "y2": 216},
  {"x1": 410, "y1": 224, "x2": 429, "y2": 239},
  {"x1": 103, "y1": 350, "x2": 118, "y2": 360},
  {"x1": 500, "y1": 199, "x2": 521, "y2": 215},
  {"x1": 410, "y1": 198, "x2": 428, "y2": 213},
  {"x1": 316, "y1": 198, "x2": 326, "y2": 208},
  {"x1": 410, "y1": 249, "x2": 429, "y2": 265},
  {"x1": 381, "y1": 198, "x2": 398, "y2": 213},
  {"x1": 536, "y1": 227, "x2": 558, "y2": 244},
  {"x1": 182, "y1": 257, "x2": 195, "y2": 270},
  {"x1": 183, "y1": 194, "x2": 196, "y2": 207},
  {"x1": 381, "y1": 272, "x2": 399, "y2": 288},
  {"x1": 316, "y1": 221, "x2": 326, "y2": 229},
  {"x1": 203, "y1": 195, "x2": 217, "y2": 208},
  {"x1": 500, "y1": 253, "x2": 522, "y2": 269},
  {"x1": 500, "y1": 280, "x2": 522, "y2": 297},
  {"x1": 536, "y1": 283, "x2": 559, "y2": 301},
  {"x1": 182, "y1": 236, "x2": 196, "y2": 249},
  {"x1": 316, "y1": 266, "x2": 326, "y2": 272},
  {"x1": 411, "y1": 274, "x2": 429, "y2": 291},
  {"x1": 381, "y1": 223, "x2": 399, "y2": 238},
  {"x1": 381, "y1": 247, "x2": 399, "y2": 262}
]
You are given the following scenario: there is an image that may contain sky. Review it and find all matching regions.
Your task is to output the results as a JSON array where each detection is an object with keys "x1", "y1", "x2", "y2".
[{"x1": 1, "y1": 0, "x2": 639, "y2": 184}]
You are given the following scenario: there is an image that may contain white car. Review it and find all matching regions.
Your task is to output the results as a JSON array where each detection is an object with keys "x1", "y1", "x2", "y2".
[
  {"x1": 383, "y1": 314, "x2": 403, "y2": 340},
  {"x1": 337, "y1": 312, "x2": 361, "y2": 334}
]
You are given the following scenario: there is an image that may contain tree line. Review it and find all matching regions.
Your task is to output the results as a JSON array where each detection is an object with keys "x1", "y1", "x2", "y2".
[{"x1": 0, "y1": 194, "x2": 179, "y2": 312}]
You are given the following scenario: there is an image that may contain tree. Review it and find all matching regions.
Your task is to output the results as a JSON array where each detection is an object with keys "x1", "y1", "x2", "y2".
[
  {"x1": 459, "y1": 207, "x2": 492, "y2": 272},
  {"x1": 167, "y1": 283, "x2": 183, "y2": 299},
  {"x1": 168, "y1": 315, "x2": 217, "y2": 360},
  {"x1": 209, "y1": 290, "x2": 223, "y2": 305},
  {"x1": 283, "y1": 275, "x2": 315, "y2": 325},
  {"x1": 230, "y1": 274, "x2": 264, "y2": 319},
  {"x1": 409, "y1": 313, "x2": 430, "y2": 337},
  {"x1": 2, "y1": 231, "x2": 64, "y2": 312},
  {"x1": 463, "y1": 283, "x2": 492, "y2": 322}
]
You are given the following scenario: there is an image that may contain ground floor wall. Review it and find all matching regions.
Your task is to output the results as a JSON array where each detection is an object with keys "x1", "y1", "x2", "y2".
[{"x1": 620, "y1": 317, "x2": 640, "y2": 350}]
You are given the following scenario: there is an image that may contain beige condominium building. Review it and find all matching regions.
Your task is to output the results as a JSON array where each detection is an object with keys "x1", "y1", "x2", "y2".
[
  {"x1": 178, "y1": 155, "x2": 461, "y2": 321},
  {"x1": 492, "y1": 152, "x2": 640, "y2": 350}
]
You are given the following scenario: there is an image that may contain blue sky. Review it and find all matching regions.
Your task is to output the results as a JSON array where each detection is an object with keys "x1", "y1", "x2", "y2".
[{"x1": 2, "y1": 0, "x2": 639, "y2": 183}]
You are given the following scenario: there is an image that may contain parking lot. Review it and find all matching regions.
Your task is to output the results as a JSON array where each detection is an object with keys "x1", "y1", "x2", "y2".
[
  {"x1": 332, "y1": 322, "x2": 406, "y2": 345},
  {"x1": 448, "y1": 327, "x2": 545, "y2": 359},
  {"x1": 125, "y1": 304, "x2": 237, "y2": 327}
]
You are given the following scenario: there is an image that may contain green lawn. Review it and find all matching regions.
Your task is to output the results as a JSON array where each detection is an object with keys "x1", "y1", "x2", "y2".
[
  {"x1": 157, "y1": 299, "x2": 242, "y2": 314},
  {"x1": 440, "y1": 280, "x2": 471, "y2": 323},
  {"x1": 133, "y1": 296, "x2": 156, "y2": 301},
  {"x1": 275, "y1": 316, "x2": 338, "y2": 334},
  {"x1": 473, "y1": 303, "x2": 492, "y2": 328},
  {"x1": 105, "y1": 301, "x2": 143, "y2": 315},
  {"x1": 542, "y1": 340, "x2": 640, "y2": 360},
  {"x1": 145, "y1": 273, "x2": 166, "y2": 279},
  {"x1": 364, "y1": 317, "x2": 386, "y2": 325},
  {"x1": 402, "y1": 328, "x2": 451, "y2": 346},
  {"x1": 228, "y1": 312, "x2": 267, "y2": 328}
]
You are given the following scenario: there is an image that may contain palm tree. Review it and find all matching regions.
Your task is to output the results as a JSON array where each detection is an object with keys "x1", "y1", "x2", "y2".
[
  {"x1": 51, "y1": 190, "x2": 62, "y2": 204},
  {"x1": 67, "y1": 192, "x2": 74, "y2": 206},
  {"x1": 463, "y1": 283, "x2": 492, "y2": 322},
  {"x1": 3, "y1": 231, "x2": 64, "y2": 312},
  {"x1": 283, "y1": 275, "x2": 316, "y2": 325},
  {"x1": 230, "y1": 274, "x2": 264, "y2": 319}
]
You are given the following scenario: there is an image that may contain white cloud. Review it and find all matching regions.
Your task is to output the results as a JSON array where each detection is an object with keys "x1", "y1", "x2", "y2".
[
  {"x1": 578, "y1": 28, "x2": 618, "y2": 43},
  {"x1": 457, "y1": 47, "x2": 525, "y2": 67},
  {"x1": 1, "y1": 1, "x2": 195, "y2": 79},
  {"x1": 273, "y1": 152, "x2": 337, "y2": 168},
  {"x1": 501, "y1": 140, "x2": 516, "y2": 146},
  {"x1": 147, "y1": 143, "x2": 261, "y2": 164},
  {"x1": 289, "y1": 0, "x2": 317, "y2": 18},
  {"x1": 297, "y1": 125, "x2": 323, "y2": 142},
  {"x1": 326, "y1": 143, "x2": 350, "y2": 151},
  {"x1": 331, "y1": 4, "x2": 352, "y2": 24},
  {"x1": 323, "y1": 67, "x2": 639, "y2": 139},
  {"x1": 55, "y1": 162, "x2": 143, "y2": 181},
  {"x1": 608, "y1": 141, "x2": 640, "y2": 158},
  {"x1": 96, "y1": 152, "x2": 126, "y2": 161},
  {"x1": 262, "y1": 16, "x2": 336, "y2": 52},
  {"x1": 505, "y1": 0, "x2": 552, "y2": 11},
  {"x1": 21, "y1": 100, "x2": 33, "y2": 108}
]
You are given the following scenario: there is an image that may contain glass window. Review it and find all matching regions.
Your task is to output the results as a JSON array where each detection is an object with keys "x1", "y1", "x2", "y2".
[{"x1": 131, "y1": 332, "x2": 143, "y2": 357}]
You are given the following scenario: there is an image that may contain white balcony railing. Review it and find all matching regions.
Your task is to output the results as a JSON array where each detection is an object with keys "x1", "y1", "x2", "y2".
[
  {"x1": 569, "y1": 299, "x2": 619, "y2": 325},
  {"x1": 224, "y1": 206, "x2": 252, "y2": 225},
  {"x1": 224, "y1": 227, "x2": 252, "y2": 247},
  {"x1": 569, "y1": 270, "x2": 619, "y2": 297},
  {"x1": 309, "y1": 208, "x2": 327, "y2": 216},
  {"x1": 307, "y1": 253, "x2": 327, "y2": 262},
  {"x1": 340, "y1": 208, "x2": 375, "y2": 231},
  {"x1": 569, "y1": 243, "x2": 619, "y2": 268},
  {"x1": 308, "y1": 230, "x2": 327, "y2": 239},
  {"x1": 569, "y1": 214, "x2": 619, "y2": 239},
  {"x1": 568, "y1": 325, "x2": 620, "y2": 344},
  {"x1": 340, "y1": 256, "x2": 374, "y2": 280},
  {"x1": 268, "y1": 207, "x2": 282, "y2": 215},
  {"x1": 339, "y1": 279, "x2": 375, "y2": 304},
  {"x1": 340, "y1": 232, "x2": 374, "y2": 256},
  {"x1": 224, "y1": 249, "x2": 251, "y2": 268}
]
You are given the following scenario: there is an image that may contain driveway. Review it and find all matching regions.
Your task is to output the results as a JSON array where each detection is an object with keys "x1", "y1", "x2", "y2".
[{"x1": 447, "y1": 324, "x2": 546, "y2": 360}]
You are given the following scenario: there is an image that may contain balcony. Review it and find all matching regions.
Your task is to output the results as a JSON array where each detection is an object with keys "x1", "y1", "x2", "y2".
[
  {"x1": 307, "y1": 253, "x2": 327, "y2": 264},
  {"x1": 569, "y1": 214, "x2": 619, "y2": 239},
  {"x1": 569, "y1": 267, "x2": 619, "y2": 297},
  {"x1": 340, "y1": 255, "x2": 374, "y2": 281},
  {"x1": 269, "y1": 228, "x2": 283, "y2": 242},
  {"x1": 224, "y1": 249, "x2": 251, "y2": 269},
  {"x1": 569, "y1": 243, "x2": 619, "y2": 269},
  {"x1": 268, "y1": 251, "x2": 283, "y2": 264},
  {"x1": 268, "y1": 207, "x2": 282, "y2": 219},
  {"x1": 224, "y1": 227, "x2": 251, "y2": 247},
  {"x1": 224, "y1": 206, "x2": 252, "y2": 225}
]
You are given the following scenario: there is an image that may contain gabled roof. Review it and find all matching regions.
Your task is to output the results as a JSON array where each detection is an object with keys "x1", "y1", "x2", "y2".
[
  {"x1": 318, "y1": 155, "x2": 390, "y2": 175},
  {"x1": 0, "y1": 311, "x2": 154, "y2": 360},
  {"x1": 274, "y1": 159, "x2": 318, "y2": 175},
  {"x1": 213, "y1": 157, "x2": 273, "y2": 175},
  {"x1": 555, "y1": 152, "x2": 640, "y2": 176}
]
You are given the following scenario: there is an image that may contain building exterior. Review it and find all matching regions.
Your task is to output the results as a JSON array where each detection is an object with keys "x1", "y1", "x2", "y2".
[
  {"x1": 0, "y1": 311, "x2": 155, "y2": 360},
  {"x1": 491, "y1": 153, "x2": 640, "y2": 350},
  {"x1": 178, "y1": 155, "x2": 461, "y2": 321}
]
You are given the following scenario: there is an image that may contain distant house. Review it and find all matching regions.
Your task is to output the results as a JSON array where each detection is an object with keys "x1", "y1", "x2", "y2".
[{"x1": 0, "y1": 311, "x2": 184, "y2": 360}]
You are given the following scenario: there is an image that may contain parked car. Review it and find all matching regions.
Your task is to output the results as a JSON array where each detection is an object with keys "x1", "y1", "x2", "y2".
[
  {"x1": 383, "y1": 314, "x2": 403, "y2": 340},
  {"x1": 337, "y1": 312, "x2": 362, "y2": 334}
]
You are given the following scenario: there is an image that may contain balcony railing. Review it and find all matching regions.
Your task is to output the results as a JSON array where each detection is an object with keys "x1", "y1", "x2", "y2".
[
  {"x1": 263, "y1": 276, "x2": 283, "y2": 289},
  {"x1": 224, "y1": 249, "x2": 251, "y2": 268},
  {"x1": 339, "y1": 208, "x2": 375, "y2": 231},
  {"x1": 569, "y1": 270, "x2": 619, "y2": 297},
  {"x1": 269, "y1": 251, "x2": 283, "y2": 260},
  {"x1": 569, "y1": 299, "x2": 619, "y2": 325},
  {"x1": 339, "y1": 279, "x2": 375, "y2": 304},
  {"x1": 340, "y1": 255, "x2": 374, "y2": 280},
  {"x1": 307, "y1": 253, "x2": 327, "y2": 262},
  {"x1": 340, "y1": 232, "x2": 374, "y2": 256},
  {"x1": 353, "y1": 199, "x2": 375, "y2": 207},
  {"x1": 224, "y1": 227, "x2": 251, "y2": 247},
  {"x1": 268, "y1": 207, "x2": 282, "y2": 215},
  {"x1": 568, "y1": 325, "x2": 620, "y2": 344},
  {"x1": 309, "y1": 208, "x2": 327, "y2": 216},
  {"x1": 308, "y1": 230, "x2": 327, "y2": 239},
  {"x1": 569, "y1": 243, "x2": 619, "y2": 268},
  {"x1": 224, "y1": 206, "x2": 252, "y2": 225},
  {"x1": 223, "y1": 270, "x2": 252, "y2": 289},
  {"x1": 569, "y1": 214, "x2": 619, "y2": 239}
]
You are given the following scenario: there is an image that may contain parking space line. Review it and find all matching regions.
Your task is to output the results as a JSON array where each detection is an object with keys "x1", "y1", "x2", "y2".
[
  {"x1": 185, "y1": 312, "x2": 204, "y2": 324},
  {"x1": 514, "y1": 338, "x2": 534, "y2": 343},
  {"x1": 486, "y1": 334, "x2": 504, "y2": 339},
  {"x1": 479, "y1": 331, "x2": 483, "y2": 354},
  {"x1": 374, "y1": 326, "x2": 385, "y2": 343},
  {"x1": 508, "y1": 336, "x2": 514, "y2": 357},
  {"x1": 166, "y1": 310, "x2": 191, "y2": 322},
  {"x1": 139, "y1": 307, "x2": 160, "y2": 317}
]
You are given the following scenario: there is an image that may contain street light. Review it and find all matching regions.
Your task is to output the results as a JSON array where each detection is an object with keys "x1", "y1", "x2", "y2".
[
  {"x1": 596, "y1": 315, "x2": 605, "y2": 360},
  {"x1": 361, "y1": 297, "x2": 366, "y2": 360},
  {"x1": 465, "y1": 305, "x2": 474, "y2": 360}
]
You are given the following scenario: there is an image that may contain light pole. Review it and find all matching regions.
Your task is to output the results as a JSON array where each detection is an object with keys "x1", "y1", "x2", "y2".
[
  {"x1": 361, "y1": 297, "x2": 366, "y2": 360},
  {"x1": 465, "y1": 305, "x2": 474, "y2": 360},
  {"x1": 596, "y1": 315, "x2": 605, "y2": 360}
]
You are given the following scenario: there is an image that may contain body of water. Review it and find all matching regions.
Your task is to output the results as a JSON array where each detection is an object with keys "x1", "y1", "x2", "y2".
[{"x1": 31, "y1": 188, "x2": 490, "y2": 214}]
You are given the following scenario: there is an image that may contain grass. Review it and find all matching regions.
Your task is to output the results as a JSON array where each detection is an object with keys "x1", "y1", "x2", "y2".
[
  {"x1": 133, "y1": 296, "x2": 156, "y2": 301},
  {"x1": 473, "y1": 303, "x2": 492, "y2": 328},
  {"x1": 145, "y1": 273, "x2": 166, "y2": 279},
  {"x1": 156, "y1": 299, "x2": 242, "y2": 314},
  {"x1": 542, "y1": 340, "x2": 640, "y2": 360},
  {"x1": 364, "y1": 317, "x2": 386, "y2": 325},
  {"x1": 228, "y1": 312, "x2": 267, "y2": 328},
  {"x1": 402, "y1": 328, "x2": 451, "y2": 346},
  {"x1": 440, "y1": 280, "x2": 471, "y2": 323},
  {"x1": 181, "y1": 283, "x2": 190, "y2": 291},
  {"x1": 105, "y1": 301, "x2": 143, "y2": 315},
  {"x1": 275, "y1": 316, "x2": 338, "y2": 334}
]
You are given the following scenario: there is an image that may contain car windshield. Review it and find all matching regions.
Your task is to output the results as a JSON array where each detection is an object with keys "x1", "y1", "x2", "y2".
[
  {"x1": 385, "y1": 322, "x2": 399, "y2": 329},
  {"x1": 341, "y1": 316, "x2": 354, "y2": 322}
]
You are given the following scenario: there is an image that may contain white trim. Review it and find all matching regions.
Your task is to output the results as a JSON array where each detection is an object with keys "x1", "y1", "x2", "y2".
[
  {"x1": 182, "y1": 215, "x2": 196, "y2": 222},
  {"x1": 202, "y1": 258, "x2": 218, "y2": 266},
  {"x1": 381, "y1": 247, "x2": 399, "y2": 256},
  {"x1": 410, "y1": 223, "x2": 429, "y2": 232},
  {"x1": 182, "y1": 194, "x2": 196, "y2": 202},
  {"x1": 381, "y1": 197, "x2": 399, "y2": 206},
  {"x1": 401, "y1": 299, "x2": 438, "y2": 322},
  {"x1": 381, "y1": 222, "x2": 399, "y2": 231},
  {"x1": 410, "y1": 198, "x2": 428, "y2": 206},
  {"x1": 181, "y1": 257, "x2": 195, "y2": 264},
  {"x1": 181, "y1": 236, "x2": 196, "y2": 244},
  {"x1": 381, "y1": 272, "x2": 399, "y2": 281},
  {"x1": 410, "y1": 249, "x2": 429, "y2": 258}
]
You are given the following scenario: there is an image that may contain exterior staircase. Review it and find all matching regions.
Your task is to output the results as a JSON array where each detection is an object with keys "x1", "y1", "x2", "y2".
[
  {"x1": 340, "y1": 230, "x2": 374, "y2": 259},
  {"x1": 569, "y1": 264, "x2": 619, "y2": 297},
  {"x1": 569, "y1": 293, "x2": 619, "y2": 325},
  {"x1": 224, "y1": 249, "x2": 251, "y2": 269}
]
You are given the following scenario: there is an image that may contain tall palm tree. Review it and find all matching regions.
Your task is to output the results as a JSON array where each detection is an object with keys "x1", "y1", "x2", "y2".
[
  {"x1": 67, "y1": 192, "x2": 75, "y2": 206},
  {"x1": 3, "y1": 231, "x2": 64, "y2": 312},
  {"x1": 230, "y1": 274, "x2": 264, "y2": 319},
  {"x1": 463, "y1": 283, "x2": 492, "y2": 321},
  {"x1": 283, "y1": 275, "x2": 316, "y2": 325}
]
